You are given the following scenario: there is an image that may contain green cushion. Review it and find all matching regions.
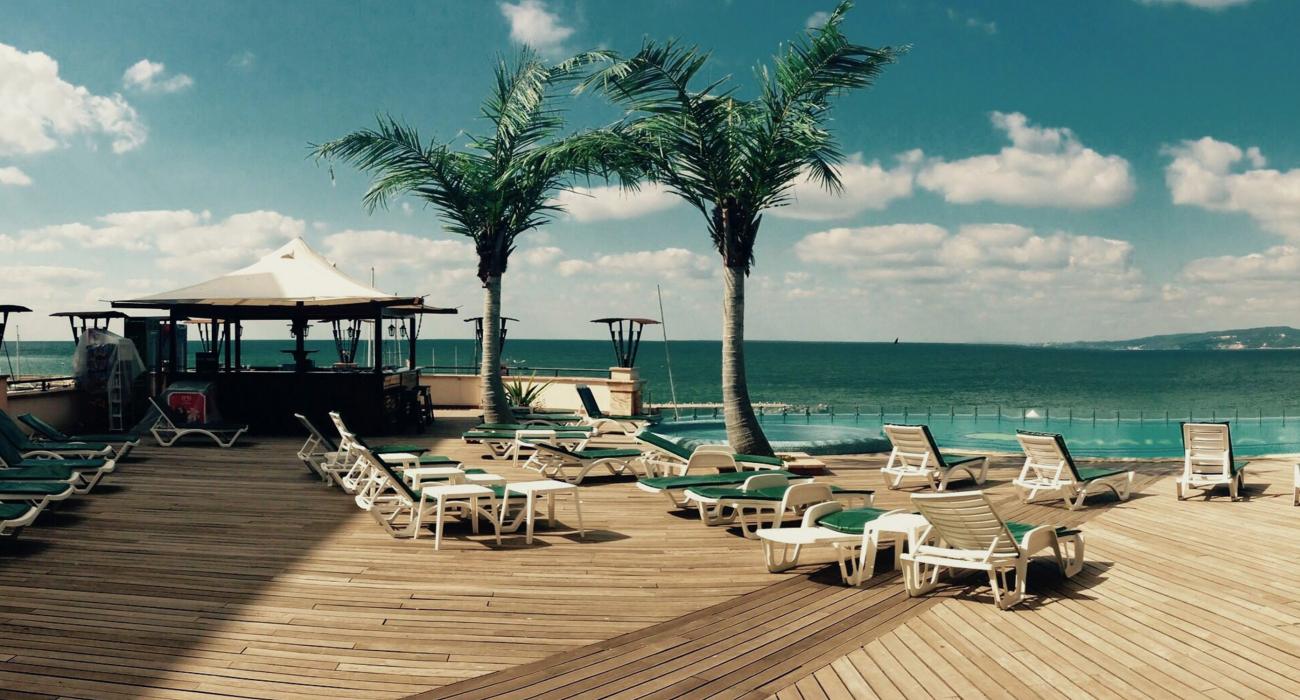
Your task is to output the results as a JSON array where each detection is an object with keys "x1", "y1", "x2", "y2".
[
  {"x1": 19, "y1": 441, "x2": 111, "y2": 452},
  {"x1": 0, "y1": 481, "x2": 70, "y2": 494},
  {"x1": 1005, "y1": 521, "x2": 1078, "y2": 542},
  {"x1": 370, "y1": 443, "x2": 427, "y2": 455},
  {"x1": 817, "y1": 507, "x2": 890, "y2": 535},
  {"x1": 1075, "y1": 466, "x2": 1131, "y2": 482},
  {"x1": 512, "y1": 413, "x2": 582, "y2": 422},
  {"x1": 477, "y1": 423, "x2": 592, "y2": 432},
  {"x1": 0, "y1": 502, "x2": 33, "y2": 519},
  {"x1": 464, "y1": 431, "x2": 587, "y2": 440},
  {"x1": 636, "y1": 431, "x2": 691, "y2": 459},
  {"x1": 639, "y1": 469, "x2": 799, "y2": 491},
  {"x1": 941, "y1": 454, "x2": 983, "y2": 468},
  {"x1": 688, "y1": 483, "x2": 846, "y2": 502},
  {"x1": 573, "y1": 448, "x2": 642, "y2": 459},
  {"x1": 1232, "y1": 460, "x2": 1248, "y2": 475},
  {"x1": 0, "y1": 464, "x2": 78, "y2": 479},
  {"x1": 418, "y1": 455, "x2": 458, "y2": 465},
  {"x1": 734, "y1": 453, "x2": 784, "y2": 468}
]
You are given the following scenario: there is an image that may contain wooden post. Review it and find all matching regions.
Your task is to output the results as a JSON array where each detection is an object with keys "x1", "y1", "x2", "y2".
[
  {"x1": 408, "y1": 317, "x2": 417, "y2": 370},
  {"x1": 234, "y1": 322, "x2": 242, "y2": 371},
  {"x1": 373, "y1": 309, "x2": 383, "y2": 374},
  {"x1": 224, "y1": 319, "x2": 232, "y2": 371}
]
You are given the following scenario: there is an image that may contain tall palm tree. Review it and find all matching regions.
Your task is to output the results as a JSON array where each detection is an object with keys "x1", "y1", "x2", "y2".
[
  {"x1": 313, "y1": 49, "x2": 613, "y2": 424},
  {"x1": 581, "y1": 1, "x2": 904, "y2": 454}
]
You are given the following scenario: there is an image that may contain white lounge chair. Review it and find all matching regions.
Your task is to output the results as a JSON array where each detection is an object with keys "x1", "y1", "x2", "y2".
[
  {"x1": 147, "y1": 397, "x2": 248, "y2": 448},
  {"x1": 574, "y1": 384, "x2": 657, "y2": 435},
  {"x1": 1178, "y1": 422, "x2": 1248, "y2": 501},
  {"x1": 757, "y1": 502, "x2": 894, "y2": 572},
  {"x1": 360, "y1": 447, "x2": 501, "y2": 549},
  {"x1": 0, "y1": 481, "x2": 77, "y2": 537},
  {"x1": 902, "y1": 491, "x2": 1085, "y2": 609},
  {"x1": 294, "y1": 413, "x2": 340, "y2": 483},
  {"x1": 882, "y1": 424, "x2": 988, "y2": 491},
  {"x1": 634, "y1": 430, "x2": 786, "y2": 477},
  {"x1": 683, "y1": 473, "x2": 874, "y2": 538},
  {"x1": 522, "y1": 442, "x2": 645, "y2": 484},
  {"x1": 1014, "y1": 431, "x2": 1134, "y2": 510}
]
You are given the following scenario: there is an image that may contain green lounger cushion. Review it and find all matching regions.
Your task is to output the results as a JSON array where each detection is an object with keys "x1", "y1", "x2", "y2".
[
  {"x1": 17, "y1": 440, "x2": 111, "y2": 452},
  {"x1": 687, "y1": 483, "x2": 849, "y2": 502},
  {"x1": 477, "y1": 423, "x2": 593, "y2": 432},
  {"x1": 639, "y1": 469, "x2": 799, "y2": 491},
  {"x1": 0, "y1": 502, "x2": 34, "y2": 519},
  {"x1": 418, "y1": 455, "x2": 458, "y2": 465},
  {"x1": 942, "y1": 454, "x2": 983, "y2": 467},
  {"x1": 368, "y1": 443, "x2": 427, "y2": 455},
  {"x1": 20, "y1": 414, "x2": 139, "y2": 443},
  {"x1": 1074, "y1": 466, "x2": 1132, "y2": 482},
  {"x1": 0, "y1": 480, "x2": 72, "y2": 494},
  {"x1": 0, "y1": 463, "x2": 87, "y2": 479},
  {"x1": 464, "y1": 430, "x2": 588, "y2": 440},
  {"x1": 1005, "y1": 521, "x2": 1080, "y2": 542},
  {"x1": 571, "y1": 448, "x2": 642, "y2": 460},
  {"x1": 511, "y1": 413, "x2": 582, "y2": 422},
  {"x1": 734, "y1": 453, "x2": 784, "y2": 468},
  {"x1": 636, "y1": 432, "x2": 691, "y2": 459},
  {"x1": 817, "y1": 507, "x2": 890, "y2": 535}
]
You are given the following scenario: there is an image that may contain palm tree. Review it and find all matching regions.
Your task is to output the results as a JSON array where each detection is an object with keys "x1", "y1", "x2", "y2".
[
  {"x1": 313, "y1": 49, "x2": 614, "y2": 424},
  {"x1": 581, "y1": 1, "x2": 904, "y2": 454}
]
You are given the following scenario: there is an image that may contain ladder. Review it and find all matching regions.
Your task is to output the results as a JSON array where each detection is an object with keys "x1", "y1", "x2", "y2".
[{"x1": 107, "y1": 358, "x2": 130, "y2": 431}]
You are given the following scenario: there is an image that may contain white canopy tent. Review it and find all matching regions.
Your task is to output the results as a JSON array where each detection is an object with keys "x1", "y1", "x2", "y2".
[{"x1": 114, "y1": 237, "x2": 417, "y2": 310}]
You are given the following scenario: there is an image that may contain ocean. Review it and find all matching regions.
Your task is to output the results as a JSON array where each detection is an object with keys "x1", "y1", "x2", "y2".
[{"x1": 5, "y1": 338, "x2": 1300, "y2": 416}]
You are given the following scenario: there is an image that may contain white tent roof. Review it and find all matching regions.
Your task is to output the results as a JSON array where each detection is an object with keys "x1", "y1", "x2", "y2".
[{"x1": 114, "y1": 237, "x2": 419, "y2": 309}]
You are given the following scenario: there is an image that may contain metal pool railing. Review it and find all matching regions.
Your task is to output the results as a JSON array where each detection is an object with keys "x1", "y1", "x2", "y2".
[{"x1": 656, "y1": 404, "x2": 1300, "y2": 426}]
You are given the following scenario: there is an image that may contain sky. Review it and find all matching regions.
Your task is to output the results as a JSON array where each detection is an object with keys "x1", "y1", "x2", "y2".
[{"x1": 2, "y1": 0, "x2": 1299, "y2": 343}]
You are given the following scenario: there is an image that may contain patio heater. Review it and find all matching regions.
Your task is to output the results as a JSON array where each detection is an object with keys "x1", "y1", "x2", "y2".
[
  {"x1": 0, "y1": 305, "x2": 30, "y2": 349},
  {"x1": 590, "y1": 317, "x2": 660, "y2": 416},
  {"x1": 590, "y1": 317, "x2": 660, "y2": 368},
  {"x1": 464, "y1": 316, "x2": 517, "y2": 373}
]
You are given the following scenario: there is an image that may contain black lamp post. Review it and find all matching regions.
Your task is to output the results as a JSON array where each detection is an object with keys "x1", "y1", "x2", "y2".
[{"x1": 590, "y1": 317, "x2": 660, "y2": 368}]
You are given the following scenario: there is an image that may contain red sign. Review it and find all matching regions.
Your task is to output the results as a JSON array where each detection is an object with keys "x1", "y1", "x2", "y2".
[{"x1": 168, "y1": 392, "x2": 207, "y2": 424}]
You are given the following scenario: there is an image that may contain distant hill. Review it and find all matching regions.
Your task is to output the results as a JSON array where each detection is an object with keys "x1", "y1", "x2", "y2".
[{"x1": 1055, "y1": 326, "x2": 1300, "y2": 351}]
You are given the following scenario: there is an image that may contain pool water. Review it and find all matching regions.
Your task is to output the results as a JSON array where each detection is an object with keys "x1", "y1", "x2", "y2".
[{"x1": 652, "y1": 414, "x2": 1300, "y2": 458}]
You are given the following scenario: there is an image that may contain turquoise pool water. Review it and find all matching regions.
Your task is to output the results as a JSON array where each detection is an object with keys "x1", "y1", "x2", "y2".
[{"x1": 652, "y1": 414, "x2": 1300, "y2": 458}]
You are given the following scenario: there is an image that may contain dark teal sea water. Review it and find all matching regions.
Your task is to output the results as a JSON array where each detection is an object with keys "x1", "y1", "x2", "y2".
[{"x1": 6, "y1": 339, "x2": 1300, "y2": 415}]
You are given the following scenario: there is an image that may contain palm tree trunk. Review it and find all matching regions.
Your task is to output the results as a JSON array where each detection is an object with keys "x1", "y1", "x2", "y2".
[
  {"x1": 721, "y1": 265, "x2": 773, "y2": 456},
  {"x1": 479, "y1": 275, "x2": 513, "y2": 424}
]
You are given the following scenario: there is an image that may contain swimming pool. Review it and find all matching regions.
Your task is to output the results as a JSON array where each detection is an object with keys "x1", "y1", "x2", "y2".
[{"x1": 651, "y1": 414, "x2": 1300, "y2": 458}]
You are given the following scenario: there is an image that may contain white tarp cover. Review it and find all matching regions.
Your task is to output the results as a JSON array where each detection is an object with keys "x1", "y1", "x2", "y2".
[
  {"x1": 115, "y1": 237, "x2": 415, "y2": 307},
  {"x1": 72, "y1": 328, "x2": 145, "y2": 396}
]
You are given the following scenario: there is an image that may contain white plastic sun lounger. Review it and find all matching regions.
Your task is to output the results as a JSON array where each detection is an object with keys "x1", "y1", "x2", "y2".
[
  {"x1": 757, "y1": 501, "x2": 915, "y2": 584},
  {"x1": 882, "y1": 424, "x2": 988, "y2": 491},
  {"x1": 361, "y1": 448, "x2": 500, "y2": 549},
  {"x1": 1014, "y1": 430, "x2": 1134, "y2": 510},
  {"x1": 1178, "y1": 422, "x2": 1248, "y2": 501},
  {"x1": 634, "y1": 431, "x2": 787, "y2": 478},
  {"x1": 683, "y1": 472, "x2": 874, "y2": 538},
  {"x1": 902, "y1": 491, "x2": 1085, "y2": 610},
  {"x1": 294, "y1": 413, "x2": 340, "y2": 483},
  {"x1": 522, "y1": 442, "x2": 645, "y2": 484},
  {"x1": 0, "y1": 481, "x2": 77, "y2": 536},
  {"x1": 0, "y1": 501, "x2": 40, "y2": 538},
  {"x1": 147, "y1": 397, "x2": 248, "y2": 448}
]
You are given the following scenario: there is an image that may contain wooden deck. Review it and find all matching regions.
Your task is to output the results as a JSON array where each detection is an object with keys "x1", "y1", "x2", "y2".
[{"x1": 0, "y1": 415, "x2": 1297, "y2": 699}]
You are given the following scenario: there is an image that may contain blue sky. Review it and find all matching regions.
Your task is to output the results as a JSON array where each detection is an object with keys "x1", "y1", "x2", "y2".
[{"x1": 2, "y1": 0, "x2": 1298, "y2": 342}]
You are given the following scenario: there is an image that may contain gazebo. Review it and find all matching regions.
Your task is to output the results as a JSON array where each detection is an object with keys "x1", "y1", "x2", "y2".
[{"x1": 113, "y1": 237, "x2": 454, "y2": 433}]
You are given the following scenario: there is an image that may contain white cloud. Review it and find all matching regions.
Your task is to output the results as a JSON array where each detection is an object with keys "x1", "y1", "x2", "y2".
[
  {"x1": 918, "y1": 112, "x2": 1135, "y2": 208},
  {"x1": 0, "y1": 166, "x2": 32, "y2": 186},
  {"x1": 1137, "y1": 0, "x2": 1254, "y2": 9},
  {"x1": 794, "y1": 222, "x2": 1142, "y2": 302},
  {"x1": 552, "y1": 183, "x2": 679, "y2": 222},
  {"x1": 228, "y1": 51, "x2": 256, "y2": 70},
  {"x1": 795, "y1": 224, "x2": 947, "y2": 266},
  {"x1": 1163, "y1": 136, "x2": 1300, "y2": 237},
  {"x1": 771, "y1": 151, "x2": 920, "y2": 221},
  {"x1": 556, "y1": 247, "x2": 714, "y2": 280},
  {"x1": 122, "y1": 59, "x2": 193, "y2": 94},
  {"x1": 499, "y1": 0, "x2": 574, "y2": 57},
  {"x1": 519, "y1": 245, "x2": 563, "y2": 266},
  {"x1": 321, "y1": 229, "x2": 477, "y2": 275},
  {"x1": 0, "y1": 42, "x2": 145, "y2": 156},
  {"x1": 1161, "y1": 244, "x2": 1300, "y2": 325},
  {"x1": 946, "y1": 8, "x2": 997, "y2": 34},
  {"x1": 11, "y1": 209, "x2": 304, "y2": 275},
  {"x1": 805, "y1": 11, "x2": 831, "y2": 28}
]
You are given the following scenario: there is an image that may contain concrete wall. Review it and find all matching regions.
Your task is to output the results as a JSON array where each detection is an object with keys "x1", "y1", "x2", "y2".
[
  {"x1": 2, "y1": 383, "x2": 81, "y2": 431},
  {"x1": 421, "y1": 369, "x2": 642, "y2": 415}
]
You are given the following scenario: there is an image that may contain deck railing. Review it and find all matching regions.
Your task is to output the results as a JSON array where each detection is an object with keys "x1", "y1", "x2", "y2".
[
  {"x1": 655, "y1": 403, "x2": 1300, "y2": 425},
  {"x1": 4, "y1": 375, "x2": 76, "y2": 393}
]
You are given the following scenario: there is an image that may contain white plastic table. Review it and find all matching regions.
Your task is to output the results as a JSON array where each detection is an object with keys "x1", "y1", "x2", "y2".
[
  {"x1": 403, "y1": 466, "x2": 464, "y2": 488},
  {"x1": 497, "y1": 480, "x2": 584, "y2": 544},
  {"x1": 416, "y1": 483, "x2": 499, "y2": 550},
  {"x1": 833, "y1": 512, "x2": 932, "y2": 585}
]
